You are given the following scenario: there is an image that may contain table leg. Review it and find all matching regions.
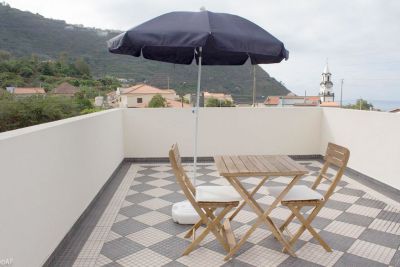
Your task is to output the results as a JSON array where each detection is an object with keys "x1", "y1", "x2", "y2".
[
  {"x1": 229, "y1": 176, "x2": 269, "y2": 221},
  {"x1": 224, "y1": 174, "x2": 303, "y2": 260}
]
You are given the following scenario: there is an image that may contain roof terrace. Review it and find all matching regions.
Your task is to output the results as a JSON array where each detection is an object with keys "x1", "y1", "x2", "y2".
[{"x1": 1, "y1": 107, "x2": 399, "y2": 267}]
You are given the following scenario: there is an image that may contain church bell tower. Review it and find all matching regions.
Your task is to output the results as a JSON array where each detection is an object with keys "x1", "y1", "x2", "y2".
[{"x1": 319, "y1": 61, "x2": 334, "y2": 102}]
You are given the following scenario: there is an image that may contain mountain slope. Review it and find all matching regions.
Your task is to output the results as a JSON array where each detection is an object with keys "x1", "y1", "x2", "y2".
[{"x1": 0, "y1": 3, "x2": 290, "y2": 102}]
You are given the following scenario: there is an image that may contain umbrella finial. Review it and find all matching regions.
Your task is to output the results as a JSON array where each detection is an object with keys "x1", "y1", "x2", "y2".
[{"x1": 200, "y1": 6, "x2": 206, "y2": 11}]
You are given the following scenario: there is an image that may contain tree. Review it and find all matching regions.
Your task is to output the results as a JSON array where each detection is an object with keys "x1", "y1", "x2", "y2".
[
  {"x1": 41, "y1": 62, "x2": 54, "y2": 76},
  {"x1": 148, "y1": 94, "x2": 167, "y2": 108},
  {"x1": 74, "y1": 57, "x2": 91, "y2": 77},
  {"x1": 344, "y1": 99, "x2": 374, "y2": 111},
  {"x1": 205, "y1": 97, "x2": 234, "y2": 107}
]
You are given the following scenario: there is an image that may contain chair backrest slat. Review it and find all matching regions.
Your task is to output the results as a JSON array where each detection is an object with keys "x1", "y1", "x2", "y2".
[
  {"x1": 324, "y1": 143, "x2": 349, "y2": 168},
  {"x1": 312, "y1": 143, "x2": 350, "y2": 200}
]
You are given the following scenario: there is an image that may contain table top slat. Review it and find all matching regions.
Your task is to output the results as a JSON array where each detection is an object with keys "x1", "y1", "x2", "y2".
[
  {"x1": 266, "y1": 155, "x2": 289, "y2": 172},
  {"x1": 239, "y1": 155, "x2": 260, "y2": 173},
  {"x1": 230, "y1": 156, "x2": 249, "y2": 174},
  {"x1": 248, "y1": 156, "x2": 268, "y2": 173},
  {"x1": 222, "y1": 155, "x2": 239, "y2": 174},
  {"x1": 281, "y1": 156, "x2": 303, "y2": 172},
  {"x1": 276, "y1": 156, "x2": 296, "y2": 171},
  {"x1": 257, "y1": 155, "x2": 278, "y2": 172},
  {"x1": 214, "y1": 156, "x2": 229, "y2": 174}
]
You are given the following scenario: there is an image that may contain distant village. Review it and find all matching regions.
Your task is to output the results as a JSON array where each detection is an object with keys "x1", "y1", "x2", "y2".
[{"x1": 5, "y1": 63, "x2": 399, "y2": 113}]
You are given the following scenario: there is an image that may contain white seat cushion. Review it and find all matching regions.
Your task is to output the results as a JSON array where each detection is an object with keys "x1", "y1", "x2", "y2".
[
  {"x1": 268, "y1": 185, "x2": 324, "y2": 202},
  {"x1": 196, "y1": 186, "x2": 241, "y2": 202}
]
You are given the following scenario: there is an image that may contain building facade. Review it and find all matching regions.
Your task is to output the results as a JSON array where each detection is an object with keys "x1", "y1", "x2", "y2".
[{"x1": 115, "y1": 84, "x2": 186, "y2": 108}]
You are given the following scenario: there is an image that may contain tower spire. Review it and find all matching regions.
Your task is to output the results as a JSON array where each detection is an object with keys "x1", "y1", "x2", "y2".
[{"x1": 323, "y1": 58, "x2": 330, "y2": 74}]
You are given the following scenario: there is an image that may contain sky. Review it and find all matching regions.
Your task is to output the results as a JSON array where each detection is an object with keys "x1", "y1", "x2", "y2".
[{"x1": 6, "y1": 0, "x2": 400, "y2": 102}]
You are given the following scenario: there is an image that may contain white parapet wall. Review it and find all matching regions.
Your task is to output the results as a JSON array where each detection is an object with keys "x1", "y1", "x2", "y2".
[
  {"x1": 320, "y1": 108, "x2": 400, "y2": 190},
  {"x1": 123, "y1": 107, "x2": 323, "y2": 158},
  {"x1": 0, "y1": 109, "x2": 124, "y2": 267}
]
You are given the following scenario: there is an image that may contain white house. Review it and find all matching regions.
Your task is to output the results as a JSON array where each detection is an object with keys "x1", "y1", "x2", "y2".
[{"x1": 117, "y1": 84, "x2": 178, "y2": 108}]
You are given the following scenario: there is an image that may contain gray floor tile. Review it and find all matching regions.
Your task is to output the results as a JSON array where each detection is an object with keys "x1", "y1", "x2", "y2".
[
  {"x1": 337, "y1": 187, "x2": 366, "y2": 197},
  {"x1": 130, "y1": 182, "x2": 156, "y2": 192},
  {"x1": 336, "y1": 212, "x2": 374, "y2": 227},
  {"x1": 222, "y1": 259, "x2": 255, "y2": 267},
  {"x1": 101, "y1": 237, "x2": 145, "y2": 260},
  {"x1": 279, "y1": 257, "x2": 322, "y2": 267},
  {"x1": 325, "y1": 200, "x2": 353, "y2": 211},
  {"x1": 258, "y1": 234, "x2": 306, "y2": 252},
  {"x1": 159, "y1": 192, "x2": 186, "y2": 202},
  {"x1": 149, "y1": 236, "x2": 191, "y2": 260},
  {"x1": 153, "y1": 219, "x2": 191, "y2": 235},
  {"x1": 358, "y1": 228, "x2": 400, "y2": 249},
  {"x1": 125, "y1": 192, "x2": 154, "y2": 204},
  {"x1": 309, "y1": 230, "x2": 356, "y2": 251},
  {"x1": 119, "y1": 204, "x2": 152, "y2": 218},
  {"x1": 377, "y1": 209, "x2": 400, "y2": 222},
  {"x1": 333, "y1": 253, "x2": 387, "y2": 267},
  {"x1": 111, "y1": 218, "x2": 149, "y2": 236},
  {"x1": 355, "y1": 197, "x2": 387, "y2": 209},
  {"x1": 309, "y1": 216, "x2": 332, "y2": 229}
]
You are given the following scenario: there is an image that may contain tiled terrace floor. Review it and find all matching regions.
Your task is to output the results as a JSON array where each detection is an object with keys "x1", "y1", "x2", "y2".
[{"x1": 53, "y1": 161, "x2": 400, "y2": 267}]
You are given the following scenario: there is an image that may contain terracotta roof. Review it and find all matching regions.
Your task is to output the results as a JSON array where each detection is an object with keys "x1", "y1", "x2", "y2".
[
  {"x1": 320, "y1": 102, "x2": 340, "y2": 107},
  {"x1": 120, "y1": 84, "x2": 176, "y2": 95},
  {"x1": 53, "y1": 82, "x2": 78, "y2": 95},
  {"x1": 167, "y1": 99, "x2": 191, "y2": 108},
  {"x1": 14, "y1": 88, "x2": 45, "y2": 95},
  {"x1": 389, "y1": 108, "x2": 400, "y2": 113},
  {"x1": 264, "y1": 96, "x2": 280, "y2": 105}
]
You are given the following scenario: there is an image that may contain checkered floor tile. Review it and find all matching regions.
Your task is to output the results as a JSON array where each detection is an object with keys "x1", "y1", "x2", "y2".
[{"x1": 73, "y1": 161, "x2": 400, "y2": 267}]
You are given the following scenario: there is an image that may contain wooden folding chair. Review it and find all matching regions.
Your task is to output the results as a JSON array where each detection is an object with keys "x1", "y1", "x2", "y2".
[
  {"x1": 269, "y1": 143, "x2": 350, "y2": 252},
  {"x1": 169, "y1": 144, "x2": 241, "y2": 256}
]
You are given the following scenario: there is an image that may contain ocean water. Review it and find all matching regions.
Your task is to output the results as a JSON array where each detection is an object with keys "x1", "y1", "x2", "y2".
[{"x1": 342, "y1": 99, "x2": 400, "y2": 111}]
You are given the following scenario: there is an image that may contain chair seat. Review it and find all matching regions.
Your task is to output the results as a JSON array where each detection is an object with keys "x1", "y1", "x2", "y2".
[
  {"x1": 196, "y1": 186, "x2": 241, "y2": 203},
  {"x1": 268, "y1": 185, "x2": 324, "y2": 203}
]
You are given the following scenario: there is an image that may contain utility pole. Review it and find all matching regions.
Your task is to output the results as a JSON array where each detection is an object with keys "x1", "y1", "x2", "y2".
[
  {"x1": 340, "y1": 79, "x2": 344, "y2": 108},
  {"x1": 252, "y1": 65, "x2": 256, "y2": 107},
  {"x1": 167, "y1": 76, "x2": 170, "y2": 89}
]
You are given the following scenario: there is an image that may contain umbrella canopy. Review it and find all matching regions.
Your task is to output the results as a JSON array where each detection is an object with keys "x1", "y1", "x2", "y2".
[
  {"x1": 108, "y1": 11, "x2": 288, "y2": 65},
  {"x1": 107, "y1": 10, "x2": 288, "y2": 189}
]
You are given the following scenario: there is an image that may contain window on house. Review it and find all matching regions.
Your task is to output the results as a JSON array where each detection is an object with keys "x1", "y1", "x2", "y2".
[{"x1": 137, "y1": 98, "x2": 143, "y2": 103}]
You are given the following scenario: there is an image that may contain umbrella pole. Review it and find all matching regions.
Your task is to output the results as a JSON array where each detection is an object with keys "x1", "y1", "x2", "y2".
[{"x1": 193, "y1": 47, "x2": 202, "y2": 187}]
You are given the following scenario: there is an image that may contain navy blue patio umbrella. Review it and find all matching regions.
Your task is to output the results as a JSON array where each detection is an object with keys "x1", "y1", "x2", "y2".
[{"x1": 108, "y1": 10, "x2": 288, "y2": 183}]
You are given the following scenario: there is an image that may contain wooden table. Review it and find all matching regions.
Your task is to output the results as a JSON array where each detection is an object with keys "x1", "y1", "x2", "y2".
[{"x1": 214, "y1": 155, "x2": 309, "y2": 259}]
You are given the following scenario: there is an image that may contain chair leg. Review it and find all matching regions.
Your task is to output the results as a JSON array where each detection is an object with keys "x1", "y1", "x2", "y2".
[
  {"x1": 279, "y1": 213, "x2": 296, "y2": 232},
  {"x1": 285, "y1": 204, "x2": 332, "y2": 252},
  {"x1": 184, "y1": 219, "x2": 203, "y2": 238},
  {"x1": 184, "y1": 208, "x2": 218, "y2": 239},
  {"x1": 182, "y1": 205, "x2": 234, "y2": 256}
]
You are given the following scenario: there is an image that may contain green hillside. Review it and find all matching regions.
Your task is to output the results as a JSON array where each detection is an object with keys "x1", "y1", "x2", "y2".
[{"x1": 0, "y1": 3, "x2": 290, "y2": 102}]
